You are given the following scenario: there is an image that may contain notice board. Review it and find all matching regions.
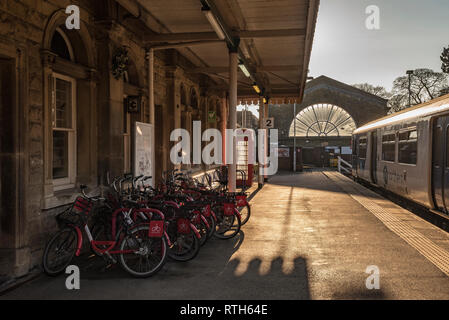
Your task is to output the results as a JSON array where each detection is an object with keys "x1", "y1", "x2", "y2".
[{"x1": 134, "y1": 122, "x2": 154, "y2": 186}]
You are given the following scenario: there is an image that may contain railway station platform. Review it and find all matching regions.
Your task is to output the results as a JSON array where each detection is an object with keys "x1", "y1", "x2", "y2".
[{"x1": 2, "y1": 171, "x2": 449, "y2": 300}]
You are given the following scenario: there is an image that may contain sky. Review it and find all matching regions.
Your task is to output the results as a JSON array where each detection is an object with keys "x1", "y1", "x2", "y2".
[
  {"x1": 239, "y1": 0, "x2": 449, "y2": 118},
  {"x1": 308, "y1": 0, "x2": 449, "y2": 91}
]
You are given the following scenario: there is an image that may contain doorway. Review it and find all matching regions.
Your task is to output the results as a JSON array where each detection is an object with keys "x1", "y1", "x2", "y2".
[
  {"x1": 0, "y1": 58, "x2": 17, "y2": 249},
  {"x1": 432, "y1": 116, "x2": 449, "y2": 213}
]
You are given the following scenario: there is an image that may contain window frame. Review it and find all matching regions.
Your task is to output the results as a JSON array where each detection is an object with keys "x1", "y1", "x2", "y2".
[
  {"x1": 52, "y1": 72, "x2": 77, "y2": 190},
  {"x1": 381, "y1": 131, "x2": 397, "y2": 163},
  {"x1": 54, "y1": 27, "x2": 75, "y2": 62},
  {"x1": 358, "y1": 135, "x2": 367, "y2": 159},
  {"x1": 398, "y1": 127, "x2": 418, "y2": 166}
]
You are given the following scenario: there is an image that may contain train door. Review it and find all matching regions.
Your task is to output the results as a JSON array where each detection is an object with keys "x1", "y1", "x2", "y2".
[
  {"x1": 443, "y1": 123, "x2": 449, "y2": 214},
  {"x1": 371, "y1": 131, "x2": 378, "y2": 184},
  {"x1": 432, "y1": 116, "x2": 447, "y2": 211}
]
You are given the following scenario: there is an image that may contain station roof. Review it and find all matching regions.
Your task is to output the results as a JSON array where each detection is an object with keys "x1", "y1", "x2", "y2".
[{"x1": 117, "y1": 0, "x2": 320, "y2": 103}]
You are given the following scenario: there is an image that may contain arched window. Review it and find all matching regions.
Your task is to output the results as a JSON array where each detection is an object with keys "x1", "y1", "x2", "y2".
[
  {"x1": 50, "y1": 28, "x2": 77, "y2": 188},
  {"x1": 51, "y1": 27, "x2": 74, "y2": 62},
  {"x1": 289, "y1": 103, "x2": 356, "y2": 137}
]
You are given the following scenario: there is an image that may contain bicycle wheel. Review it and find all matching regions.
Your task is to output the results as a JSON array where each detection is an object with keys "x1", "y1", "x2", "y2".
[
  {"x1": 212, "y1": 205, "x2": 241, "y2": 239},
  {"x1": 119, "y1": 225, "x2": 167, "y2": 278},
  {"x1": 42, "y1": 227, "x2": 78, "y2": 276},
  {"x1": 195, "y1": 219, "x2": 209, "y2": 247},
  {"x1": 238, "y1": 203, "x2": 251, "y2": 225},
  {"x1": 168, "y1": 231, "x2": 200, "y2": 262},
  {"x1": 205, "y1": 215, "x2": 216, "y2": 239}
]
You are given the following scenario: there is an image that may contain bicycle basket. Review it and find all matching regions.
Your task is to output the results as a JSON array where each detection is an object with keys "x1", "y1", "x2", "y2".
[{"x1": 55, "y1": 196, "x2": 92, "y2": 228}]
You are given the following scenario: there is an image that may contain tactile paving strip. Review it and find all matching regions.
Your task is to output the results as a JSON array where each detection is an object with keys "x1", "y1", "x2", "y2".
[{"x1": 325, "y1": 172, "x2": 449, "y2": 277}]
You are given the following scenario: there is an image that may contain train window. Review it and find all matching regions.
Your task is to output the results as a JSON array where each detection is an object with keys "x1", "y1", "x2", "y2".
[
  {"x1": 382, "y1": 133, "x2": 396, "y2": 162},
  {"x1": 398, "y1": 129, "x2": 418, "y2": 165},
  {"x1": 359, "y1": 136, "x2": 367, "y2": 159}
]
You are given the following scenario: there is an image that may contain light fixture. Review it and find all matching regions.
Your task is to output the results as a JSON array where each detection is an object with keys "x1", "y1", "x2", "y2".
[
  {"x1": 263, "y1": 97, "x2": 267, "y2": 104},
  {"x1": 238, "y1": 62, "x2": 251, "y2": 78},
  {"x1": 252, "y1": 83, "x2": 261, "y2": 94},
  {"x1": 202, "y1": 7, "x2": 226, "y2": 40}
]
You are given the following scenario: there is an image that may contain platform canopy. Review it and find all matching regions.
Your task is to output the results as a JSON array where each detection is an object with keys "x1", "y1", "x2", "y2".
[{"x1": 117, "y1": 0, "x2": 319, "y2": 104}]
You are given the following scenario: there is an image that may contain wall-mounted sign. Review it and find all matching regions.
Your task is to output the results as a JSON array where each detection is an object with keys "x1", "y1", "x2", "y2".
[
  {"x1": 134, "y1": 122, "x2": 154, "y2": 186},
  {"x1": 208, "y1": 111, "x2": 216, "y2": 123},
  {"x1": 265, "y1": 117, "x2": 274, "y2": 128}
]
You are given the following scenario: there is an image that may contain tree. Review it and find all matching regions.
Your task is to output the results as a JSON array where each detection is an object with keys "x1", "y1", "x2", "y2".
[
  {"x1": 441, "y1": 46, "x2": 449, "y2": 96},
  {"x1": 389, "y1": 68, "x2": 448, "y2": 112},
  {"x1": 442, "y1": 46, "x2": 449, "y2": 74},
  {"x1": 352, "y1": 83, "x2": 391, "y2": 99}
]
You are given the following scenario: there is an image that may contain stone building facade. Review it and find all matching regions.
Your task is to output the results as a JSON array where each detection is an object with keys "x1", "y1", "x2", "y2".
[{"x1": 0, "y1": 0, "x2": 228, "y2": 280}]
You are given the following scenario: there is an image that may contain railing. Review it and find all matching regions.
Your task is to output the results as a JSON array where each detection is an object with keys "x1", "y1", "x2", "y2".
[{"x1": 337, "y1": 156, "x2": 352, "y2": 175}]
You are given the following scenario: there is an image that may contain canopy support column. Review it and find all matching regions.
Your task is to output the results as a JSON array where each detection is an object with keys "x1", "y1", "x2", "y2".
[
  {"x1": 147, "y1": 48, "x2": 155, "y2": 186},
  {"x1": 228, "y1": 50, "x2": 238, "y2": 192}
]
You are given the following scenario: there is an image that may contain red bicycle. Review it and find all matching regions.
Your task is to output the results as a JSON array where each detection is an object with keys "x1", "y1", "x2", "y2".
[{"x1": 42, "y1": 186, "x2": 168, "y2": 278}]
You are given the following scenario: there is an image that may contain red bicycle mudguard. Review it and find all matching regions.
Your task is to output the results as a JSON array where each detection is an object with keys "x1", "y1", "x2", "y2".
[
  {"x1": 210, "y1": 209, "x2": 217, "y2": 222},
  {"x1": 200, "y1": 214, "x2": 210, "y2": 229},
  {"x1": 70, "y1": 225, "x2": 83, "y2": 257},
  {"x1": 164, "y1": 231, "x2": 172, "y2": 247},
  {"x1": 189, "y1": 223, "x2": 201, "y2": 239}
]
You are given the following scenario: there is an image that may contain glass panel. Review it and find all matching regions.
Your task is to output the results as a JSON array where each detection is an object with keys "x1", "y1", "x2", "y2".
[
  {"x1": 433, "y1": 126, "x2": 442, "y2": 168},
  {"x1": 398, "y1": 129, "x2": 418, "y2": 164},
  {"x1": 53, "y1": 130, "x2": 69, "y2": 179},
  {"x1": 290, "y1": 103, "x2": 357, "y2": 137},
  {"x1": 55, "y1": 78, "x2": 72, "y2": 128},
  {"x1": 399, "y1": 140, "x2": 417, "y2": 164},
  {"x1": 359, "y1": 136, "x2": 367, "y2": 159},
  {"x1": 382, "y1": 133, "x2": 396, "y2": 162}
]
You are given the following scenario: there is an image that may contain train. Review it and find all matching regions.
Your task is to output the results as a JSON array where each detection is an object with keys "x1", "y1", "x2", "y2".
[{"x1": 352, "y1": 94, "x2": 449, "y2": 216}]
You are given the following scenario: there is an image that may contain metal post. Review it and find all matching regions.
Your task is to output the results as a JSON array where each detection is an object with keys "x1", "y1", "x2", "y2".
[
  {"x1": 407, "y1": 70, "x2": 413, "y2": 108},
  {"x1": 293, "y1": 102, "x2": 296, "y2": 172},
  {"x1": 263, "y1": 100, "x2": 268, "y2": 182},
  {"x1": 258, "y1": 97, "x2": 264, "y2": 188},
  {"x1": 228, "y1": 51, "x2": 238, "y2": 192},
  {"x1": 148, "y1": 48, "x2": 155, "y2": 186}
]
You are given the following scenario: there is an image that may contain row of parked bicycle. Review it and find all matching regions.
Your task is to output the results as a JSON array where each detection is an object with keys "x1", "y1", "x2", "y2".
[{"x1": 42, "y1": 168, "x2": 251, "y2": 277}]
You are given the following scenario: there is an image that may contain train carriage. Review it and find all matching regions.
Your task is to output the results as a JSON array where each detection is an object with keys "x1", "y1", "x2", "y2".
[{"x1": 352, "y1": 94, "x2": 449, "y2": 215}]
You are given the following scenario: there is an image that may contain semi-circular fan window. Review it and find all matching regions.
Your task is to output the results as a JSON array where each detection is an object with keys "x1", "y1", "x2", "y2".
[{"x1": 289, "y1": 103, "x2": 356, "y2": 137}]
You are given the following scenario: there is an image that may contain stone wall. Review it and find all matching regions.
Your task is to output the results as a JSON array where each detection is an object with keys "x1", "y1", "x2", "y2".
[{"x1": 0, "y1": 0, "x2": 227, "y2": 281}]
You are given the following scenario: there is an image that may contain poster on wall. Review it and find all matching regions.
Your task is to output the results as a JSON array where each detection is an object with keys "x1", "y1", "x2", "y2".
[
  {"x1": 134, "y1": 122, "x2": 154, "y2": 187},
  {"x1": 278, "y1": 147, "x2": 290, "y2": 158}
]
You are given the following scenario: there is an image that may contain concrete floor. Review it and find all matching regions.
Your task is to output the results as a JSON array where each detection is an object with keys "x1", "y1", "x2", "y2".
[{"x1": 2, "y1": 171, "x2": 449, "y2": 300}]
